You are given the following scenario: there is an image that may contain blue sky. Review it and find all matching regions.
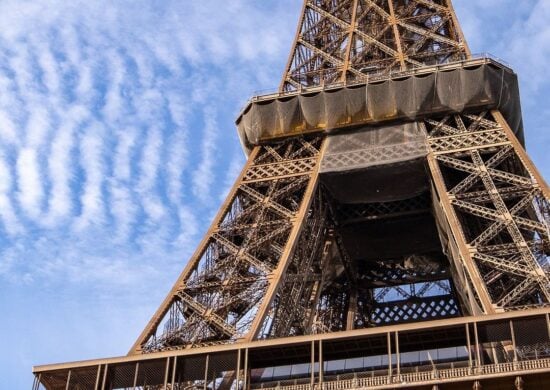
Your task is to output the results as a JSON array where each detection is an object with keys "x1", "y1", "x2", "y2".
[{"x1": 0, "y1": 1, "x2": 549, "y2": 388}]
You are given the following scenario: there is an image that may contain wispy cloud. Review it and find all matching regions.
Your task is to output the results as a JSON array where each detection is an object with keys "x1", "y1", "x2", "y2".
[
  {"x1": 0, "y1": 0, "x2": 304, "y2": 387},
  {"x1": 16, "y1": 148, "x2": 44, "y2": 219},
  {"x1": 192, "y1": 107, "x2": 219, "y2": 204},
  {"x1": 0, "y1": 0, "x2": 298, "y2": 289},
  {"x1": 1, "y1": 1, "x2": 548, "y2": 388},
  {"x1": 74, "y1": 122, "x2": 106, "y2": 231}
]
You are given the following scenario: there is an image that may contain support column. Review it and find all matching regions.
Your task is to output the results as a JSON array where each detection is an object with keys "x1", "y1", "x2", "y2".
[
  {"x1": 163, "y1": 357, "x2": 170, "y2": 388},
  {"x1": 171, "y1": 357, "x2": 178, "y2": 388},
  {"x1": 474, "y1": 323, "x2": 482, "y2": 369},
  {"x1": 387, "y1": 332, "x2": 392, "y2": 381},
  {"x1": 466, "y1": 323, "x2": 473, "y2": 371},
  {"x1": 426, "y1": 151, "x2": 495, "y2": 314},
  {"x1": 515, "y1": 376, "x2": 525, "y2": 390},
  {"x1": 94, "y1": 365, "x2": 101, "y2": 390},
  {"x1": 33, "y1": 375, "x2": 41, "y2": 390},
  {"x1": 387, "y1": 0, "x2": 407, "y2": 69},
  {"x1": 132, "y1": 362, "x2": 139, "y2": 389},
  {"x1": 204, "y1": 355, "x2": 210, "y2": 390},
  {"x1": 64, "y1": 370, "x2": 71, "y2": 390},
  {"x1": 510, "y1": 320, "x2": 518, "y2": 363},
  {"x1": 247, "y1": 138, "x2": 327, "y2": 341},
  {"x1": 341, "y1": 0, "x2": 359, "y2": 82},
  {"x1": 319, "y1": 340, "x2": 324, "y2": 386},
  {"x1": 236, "y1": 349, "x2": 241, "y2": 390},
  {"x1": 101, "y1": 364, "x2": 108, "y2": 390},
  {"x1": 243, "y1": 349, "x2": 249, "y2": 390},
  {"x1": 492, "y1": 110, "x2": 550, "y2": 199},
  {"x1": 395, "y1": 331, "x2": 400, "y2": 378},
  {"x1": 310, "y1": 341, "x2": 315, "y2": 387},
  {"x1": 425, "y1": 111, "x2": 550, "y2": 311}
]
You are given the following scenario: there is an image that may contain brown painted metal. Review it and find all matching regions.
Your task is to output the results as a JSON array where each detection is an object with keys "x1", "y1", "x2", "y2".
[
  {"x1": 33, "y1": 308, "x2": 550, "y2": 373},
  {"x1": 118, "y1": 0, "x2": 550, "y2": 358},
  {"x1": 130, "y1": 135, "x2": 327, "y2": 353},
  {"x1": 129, "y1": 146, "x2": 262, "y2": 354},
  {"x1": 425, "y1": 111, "x2": 550, "y2": 311},
  {"x1": 34, "y1": 310, "x2": 550, "y2": 389},
  {"x1": 281, "y1": 0, "x2": 469, "y2": 91},
  {"x1": 245, "y1": 139, "x2": 327, "y2": 341},
  {"x1": 34, "y1": 1, "x2": 550, "y2": 389}
]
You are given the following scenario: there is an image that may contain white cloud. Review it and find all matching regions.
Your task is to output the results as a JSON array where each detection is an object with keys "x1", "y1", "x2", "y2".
[
  {"x1": 137, "y1": 126, "x2": 166, "y2": 222},
  {"x1": 74, "y1": 123, "x2": 106, "y2": 230},
  {"x1": 192, "y1": 107, "x2": 219, "y2": 204},
  {"x1": 44, "y1": 106, "x2": 87, "y2": 226},
  {"x1": 0, "y1": 109, "x2": 18, "y2": 146},
  {"x1": 0, "y1": 155, "x2": 22, "y2": 235},
  {"x1": 3, "y1": 2, "x2": 548, "y2": 388},
  {"x1": 16, "y1": 148, "x2": 43, "y2": 219},
  {"x1": 0, "y1": 2, "x2": 302, "y2": 386}
]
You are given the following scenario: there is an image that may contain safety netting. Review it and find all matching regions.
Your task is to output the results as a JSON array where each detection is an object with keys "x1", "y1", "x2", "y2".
[
  {"x1": 236, "y1": 62, "x2": 523, "y2": 152},
  {"x1": 319, "y1": 122, "x2": 428, "y2": 203}
]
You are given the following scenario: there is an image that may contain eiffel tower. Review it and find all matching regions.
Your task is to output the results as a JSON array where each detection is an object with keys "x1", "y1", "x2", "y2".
[{"x1": 34, "y1": 1, "x2": 550, "y2": 389}]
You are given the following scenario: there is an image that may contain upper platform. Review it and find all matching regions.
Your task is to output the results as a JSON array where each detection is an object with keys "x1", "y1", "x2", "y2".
[{"x1": 236, "y1": 55, "x2": 523, "y2": 153}]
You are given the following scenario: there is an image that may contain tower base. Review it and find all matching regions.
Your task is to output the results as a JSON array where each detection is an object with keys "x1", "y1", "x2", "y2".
[{"x1": 33, "y1": 308, "x2": 550, "y2": 389}]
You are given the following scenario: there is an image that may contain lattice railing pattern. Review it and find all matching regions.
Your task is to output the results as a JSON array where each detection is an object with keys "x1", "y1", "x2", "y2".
[
  {"x1": 282, "y1": 0, "x2": 468, "y2": 91},
  {"x1": 335, "y1": 193, "x2": 431, "y2": 224},
  {"x1": 321, "y1": 140, "x2": 427, "y2": 171},
  {"x1": 371, "y1": 294, "x2": 459, "y2": 325},
  {"x1": 426, "y1": 111, "x2": 550, "y2": 311}
]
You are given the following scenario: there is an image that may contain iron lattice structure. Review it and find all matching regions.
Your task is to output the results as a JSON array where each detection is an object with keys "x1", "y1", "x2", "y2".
[
  {"x1": 33, "y1": 1, "x2": 550, "y2": 389},
  {"x1": 281, "y1": 0, "x2": 468, "y2": 90}
]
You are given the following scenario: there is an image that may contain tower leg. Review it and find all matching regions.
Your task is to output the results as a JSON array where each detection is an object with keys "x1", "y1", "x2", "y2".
[
  {"x1": 130, "y1": 135, "x2": 326, "y2": 353},
  {"x1": 425, "y1": 111, "x2": 550, "y2": 313}
]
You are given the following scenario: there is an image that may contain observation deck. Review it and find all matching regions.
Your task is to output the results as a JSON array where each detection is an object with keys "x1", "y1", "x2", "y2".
[
  {"x1": 33, "y1": 309, "x2": 550, "y2": 389},
  {"x1": 236, "y1": 54, "x2": 523, "y2": 153}
]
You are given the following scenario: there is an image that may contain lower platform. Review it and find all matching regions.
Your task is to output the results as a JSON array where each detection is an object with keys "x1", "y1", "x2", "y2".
[{"x1": 33, "y1": 308, "x2": 550, "y2": 389}]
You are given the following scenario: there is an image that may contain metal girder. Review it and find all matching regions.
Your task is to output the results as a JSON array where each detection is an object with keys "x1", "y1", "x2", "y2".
[
  {"x1": 259, "y1": 190, "x2": 330, "y2": 338},
  {"x1": 426, "y1": 111, "x2": 550, "y2": 313},
  {"x1": 334, "y1": 193, "x2": 431, "y2": 225},
  {"x1": 130, "y1": 135, "x2": 326, "y2": 353},
  {"x1": 33, "y1": 3, "x2": 550, "y2": 390},
  {"x1": 281, "y1": 0, "x2": 469, "y2": 91},
  {"x1": 308, "y1": 1, "x2": 399, "y2": 58},
  {"x1": 371, "y1": 294, "x2": 460, "y2": 325}
]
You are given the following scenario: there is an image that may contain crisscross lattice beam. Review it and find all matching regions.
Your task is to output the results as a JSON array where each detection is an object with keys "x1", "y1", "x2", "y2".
[
  {"x1": 425, "y1": 110, "x2": 550, "y2": 313},
  {"x1": 130, "y1": 135, "x2": 327, "y2": 353},
  {"x1": 281, "y1": 0, "x2": 469, "y2": 91}
]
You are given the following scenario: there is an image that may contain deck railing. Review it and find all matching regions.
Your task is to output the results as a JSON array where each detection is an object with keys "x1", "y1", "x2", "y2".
[
  {"x1": 243, "y1": 53, "x2": 513, "y2": 106},
  {"x1": 252, "y1": 358, "x2": 550, "y2": 390}
]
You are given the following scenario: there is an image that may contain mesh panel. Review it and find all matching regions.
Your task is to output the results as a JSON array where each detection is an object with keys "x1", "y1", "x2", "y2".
[
  {"x1": 237, "y1": 63, "x2": 522, "y2": 150},
  {"x1": 513, "y1": 316, "x2": 550, "y2": 360},
  {"x1": 476, "y1": 321, "x2": 514, "y2": 365},
  {"x1": 208, "y1": 352, "x2": 239, "y2": 376},
  {"x1": 183, "y1": 355, "x2": 208, "y2": 382},
  {"x1": 477, "y1": 321, "x2": 512, "y2": 343},
  {"x1": 135, "y1": 359, "x2": 167, "y2": 387},
  {"x1": 109, "y1": 363, "x2": 137, "y2": 389},
  {"x1": 320, "y1": 123, "x2": 427, "y2": 173},
  {"x1": 40, "y1": 370, "x2": 68, "y2": 390},
  {"x1": 67, "y1": 366, "x2": 101, "y2": 389}
]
